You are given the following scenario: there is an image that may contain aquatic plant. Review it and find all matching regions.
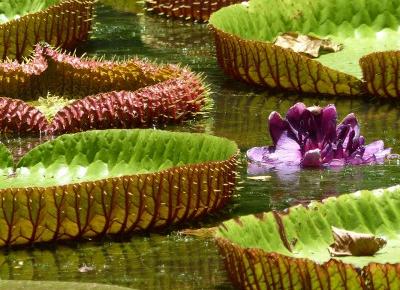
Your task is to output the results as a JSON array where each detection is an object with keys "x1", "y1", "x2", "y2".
[
  {"x1": 209, "y1": 0, "x2": 400, "y2": 97},
  {"x1": 216, "y1": 185, "x2": 400, "y2": 289},
  {"x1": 0, "y1": 0, "x2": 94, "y2": 61},
  {"x1": 146, "y1": 0, "x2": 241, "y2": 22},
  {"x1": 247, "y1": 102, "x2": 391, "y2": 168},
  {"x1": 0, "y1": 129, "x2": 238, "y2": 247},
  {"x1": 0, "y1": 43, "x2": 207, "y2": 135}
]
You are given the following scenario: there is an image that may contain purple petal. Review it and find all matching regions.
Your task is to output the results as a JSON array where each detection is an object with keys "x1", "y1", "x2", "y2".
[
  {"x1": 339, "y1": 113, "x2": 358, "y2": 128},
  {"x1": 286, "y1": 102, "x2": 307, "y2": 124},
  {"x1": 363, "y1": 140, "x2": 384, "y2": 159},
  {"x1": 321, "y1": 143, "x2": 334, "y2": 164},
  {"x1": 268, "y1": 111, "x2": 287, "y2": 146},
  {"x1": 319, "y1": 104, "x2": 337, "y2": 144},
  {"x1": 301, "y1": 149, "x2": 322, "y2": 167},
  {"x1": 329, "y1": 159, "x2": 345, "y2": 167},
  {"x1": 247, "y1": 162, "x2": 275, "y2": 176},
  {"x1": 246, "y1": 146, "x2": 271, "y2": 163},
  {"x1": 338, "y1": 113, "x2": 360, "y2": 148},
  {"x1": 263, "y1": 132, "x2": 302, "y2": 165},
  {"x1": 286, "y1": 102, "x2": 307, "y2": 138},
  {"x1": 374, "y1": 148, "x2": 391, "y2": 163},
  {"x1": 347, "y1": 156, "x2": 364, "y2": 165}
]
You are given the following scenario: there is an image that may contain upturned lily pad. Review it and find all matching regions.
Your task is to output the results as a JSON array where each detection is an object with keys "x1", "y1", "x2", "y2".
[
  {"x1": 0, "y1": 44, "x2": 208, "y2": 135},
  {"x1": 216, "y1": 185, "x2": 400, "y2": 289},
  {"x1": 0, "y1": 129, "x2": 238, "y2": 247},
  {"x1": 0, "y1": 0, "x2": 94, "y2": 60},
  {"x1": 209, "y1": 0, "x2": 400, "y2": 97},
  {"x1": 146, "y1": 0, "x2": 241, "y2": 22}
]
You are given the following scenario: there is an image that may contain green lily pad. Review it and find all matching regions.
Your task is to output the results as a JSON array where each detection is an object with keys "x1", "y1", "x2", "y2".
[
  {"x1": 209, "y1": 0, "x2": 400, "y2": 97},
  {"x1": 0, "y1": 129, "x2": 238, "y2": 247},
  {"x1": 0, "y1": 281, "x2": 134, "y2": 290},
  {"x1": 0, "y1": 0, "x2": 59, "y2": 23},
  {"x1": 216, "y1": 185, "x2": 400, "y2": 289},
  {"x1": 0, "y1": 0, "x2": 94, "y2": 60}
]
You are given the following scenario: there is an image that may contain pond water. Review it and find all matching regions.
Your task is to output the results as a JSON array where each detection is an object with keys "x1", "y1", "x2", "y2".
[{"x1": 1, "y1": 1, "x2": 400, "y2": 289}]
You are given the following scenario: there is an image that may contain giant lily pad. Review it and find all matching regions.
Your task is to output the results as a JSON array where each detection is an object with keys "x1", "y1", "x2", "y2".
[
  {"x1": 216, "y1": 185, "x2": 400, "y2": 289},
  {"x1": 0, "y1": 0, "x2": 94, "y2": 60},
  {"x1": 209, "y1": 0, "x2": 400, "y2": 97},
  {"x1": 0, "y1": 129, "x2": 238, "y2": 247},
  {"x1": 146, "y1": 0, "x2": 242, "y2": 22},
  {"x1": 0, "y1": 44, "x2": 207, "y2": 135}
]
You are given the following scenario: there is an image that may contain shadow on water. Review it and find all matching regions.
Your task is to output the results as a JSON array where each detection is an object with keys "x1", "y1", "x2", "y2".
[{"x1": 1, "y1": 1, "x2": 400, "y2": 289}]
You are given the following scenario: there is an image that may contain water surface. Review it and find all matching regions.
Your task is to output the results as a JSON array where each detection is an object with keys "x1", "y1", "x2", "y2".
[{"x1": 1, "y1": 1, "x2": 400, "y2": 289}]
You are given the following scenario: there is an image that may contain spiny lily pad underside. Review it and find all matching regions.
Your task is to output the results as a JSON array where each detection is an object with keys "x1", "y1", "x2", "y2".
[
  {"x1": 209, "y1": 0, "x2": 400, "y2": 97},
  {"x1": 0, "y1": 129, "x2": 238, "y2": 247},
  {"x1": 146, "y1": 0, "x2": 242, "y2": 22},
  {"x1": 216, "y1": 185, "x2": 400, "y2": 289},
  {"x1": 0, "y1": 0, "x2": 94, "y2": 60},
  {"x1": 0, "y1": 44, "x2": 207, "y2": 135}
]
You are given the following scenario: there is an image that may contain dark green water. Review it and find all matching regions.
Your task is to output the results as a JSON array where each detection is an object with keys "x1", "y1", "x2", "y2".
[{"x1": 1, "y1": 1, "x2": 400, "y2": 289}]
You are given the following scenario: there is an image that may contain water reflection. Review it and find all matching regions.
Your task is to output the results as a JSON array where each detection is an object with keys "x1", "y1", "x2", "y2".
[
  {"x1": 234, "y1": 160, "x2": 400, "y2": 216},
  {"x1": 0, "y1": 235, "x2": 231, "y2": 290}
]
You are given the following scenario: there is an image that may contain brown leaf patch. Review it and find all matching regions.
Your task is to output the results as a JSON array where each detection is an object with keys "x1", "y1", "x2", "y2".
[
  {"x1": 328, "y1": 227, "x2": 386, "y2": 257},
  {"x1": 274, "y1": 32, "x2": 343, "y2": 58}
]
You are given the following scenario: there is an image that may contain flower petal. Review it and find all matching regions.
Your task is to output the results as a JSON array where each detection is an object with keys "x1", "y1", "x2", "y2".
[
  {"x1": 329, "y1": 158, "x2": 345, "y2": 167},
  {"x1": 320, "y1": 104, "x2": 337, "y2": 144},
  {"x1": 265, "y1": 132, "x2": 302, "y2": 165},
  {"x1": 374, "y1": 148, "x2": 391, "y2": 163},
  {"x1": 246, "y1": 146, "x2": 271, "y2": 163},
  {"x1": 363, "y1": 140, "x2": 384, "y2": 159},
  {"x1": 286, "y1": 102, "x2": 307, "y2": 139},
  {"x1": 301, "y1": 149, "x2": 322, "y2": 167},
  {"x1": 338, "y1": 113, "x2": 360, "y2": 149},
  {"x1": 268, "y1": 111, "x2": 287, "y2": 145}
]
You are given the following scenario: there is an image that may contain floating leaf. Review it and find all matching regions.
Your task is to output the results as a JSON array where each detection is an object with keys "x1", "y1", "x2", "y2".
[
  {"x1": 0, "y1": 129, "x2": 238, "y2": 247},
  {"x1": 209, "y1": 0, "x2": 400, "y2": 97},
  {"x1": 216, "y1": 185, "x2": 400, "y2": 289},
  {"x1": 0, "y1": 0, "x2": 94, "y2": 60},
  {"x1": 328, "y1": 227, "x2": 387, "y2": 257}
]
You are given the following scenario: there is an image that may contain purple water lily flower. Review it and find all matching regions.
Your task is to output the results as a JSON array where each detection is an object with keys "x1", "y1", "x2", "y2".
[{"x1": 247, "y1": 102, "x2": 391, "y2": 168}]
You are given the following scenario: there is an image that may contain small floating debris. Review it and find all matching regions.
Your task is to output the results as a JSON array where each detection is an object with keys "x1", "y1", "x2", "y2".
[{"x1": 247, "y1": 175, "x2": 271, "y2": 181}]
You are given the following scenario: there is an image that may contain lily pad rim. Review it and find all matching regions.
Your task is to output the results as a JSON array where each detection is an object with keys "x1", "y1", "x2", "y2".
[
  {"x1": 208, "y1": 24, "x2": 374, "y2": 83},
  {"x1": 215, "y1": 185, "x2": 400, "y2": 266},
  {"x1": 0, "y1": 129, "x2": 240, "y2": 191},
  {"x1": 0, "y1": 0, "x2": 93, "y2": 27}
]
